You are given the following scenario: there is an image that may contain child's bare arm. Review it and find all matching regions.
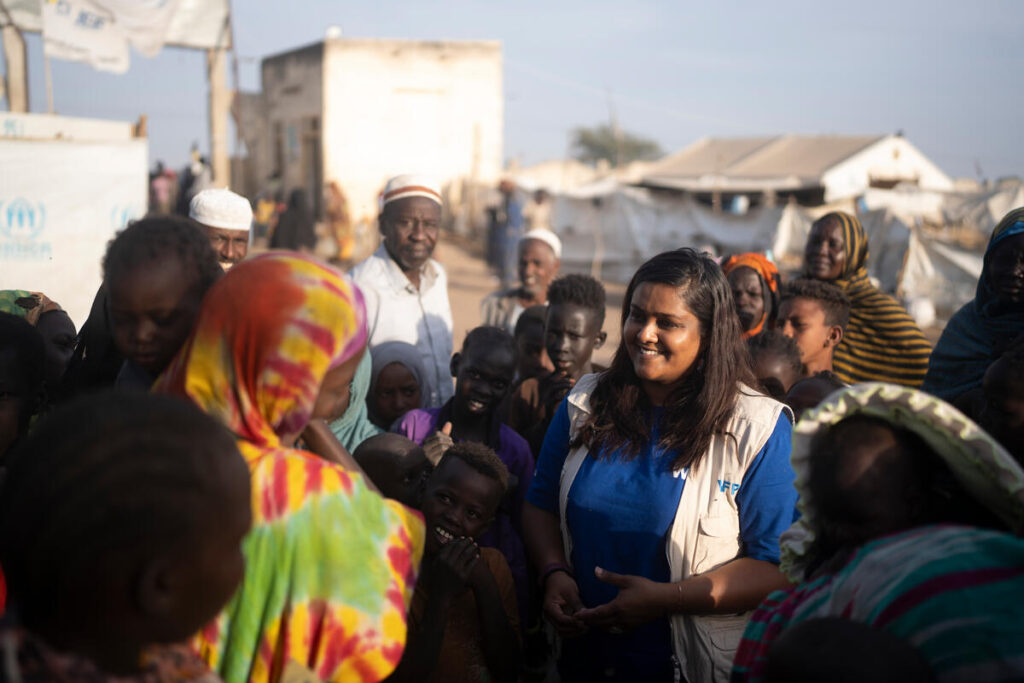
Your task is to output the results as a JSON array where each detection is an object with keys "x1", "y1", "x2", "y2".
[{"x1": 469, "y1": 555, "x2": 522, "y2": 683}]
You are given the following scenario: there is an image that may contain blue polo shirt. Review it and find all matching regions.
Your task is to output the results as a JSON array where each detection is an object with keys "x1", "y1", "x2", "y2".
[{"x1": 526, "y1": 399, "x2": 796, "y2": 681}]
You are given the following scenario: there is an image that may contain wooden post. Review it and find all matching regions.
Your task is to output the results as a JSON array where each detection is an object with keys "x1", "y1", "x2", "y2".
[
  {"x1": 1, "y1": 22, "x2": 28, "y2": 112},
  {"x1": 207, "y1": 46, "x2": 231, "y2": 186}
]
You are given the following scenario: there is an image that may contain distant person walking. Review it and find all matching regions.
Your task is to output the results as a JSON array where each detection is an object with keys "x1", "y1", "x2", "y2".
[{"x1": 270, "y1": 189, "x2": 317, "y2": 253}]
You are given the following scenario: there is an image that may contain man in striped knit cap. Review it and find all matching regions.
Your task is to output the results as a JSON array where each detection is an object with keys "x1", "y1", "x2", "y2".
[{"x1": 352, "y1": 174, "x2": 454, "y2": 407}]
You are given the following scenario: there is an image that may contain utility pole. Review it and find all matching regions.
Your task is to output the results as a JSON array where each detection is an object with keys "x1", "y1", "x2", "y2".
[
  {"x1": 206, "y1": 5, "x2": 234, "y2": 187},
  {"x1": 0, "y1": 2, "x2": 28, "y2": 112},
  {"x1": 207, "y1": 44, "x2": 230, "y2": 186}
]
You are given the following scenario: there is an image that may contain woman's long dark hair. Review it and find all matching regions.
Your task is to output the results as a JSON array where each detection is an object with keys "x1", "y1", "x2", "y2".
[{"x1": 576, "y1": 248, "x2": 756, "y2": 470}]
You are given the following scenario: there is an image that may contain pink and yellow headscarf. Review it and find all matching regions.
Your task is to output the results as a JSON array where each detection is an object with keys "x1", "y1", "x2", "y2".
[
  {"x1": 158, "y1": 252, "x2": 368, "y2": 452},
  {"x1": 156, "y1": 253, "x2": 423, "y2": 683}
]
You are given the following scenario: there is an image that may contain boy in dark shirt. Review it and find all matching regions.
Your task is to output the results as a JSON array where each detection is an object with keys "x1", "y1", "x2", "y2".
[{"x1": 505, "y1": 275, "x2": 606, "y2": 455}]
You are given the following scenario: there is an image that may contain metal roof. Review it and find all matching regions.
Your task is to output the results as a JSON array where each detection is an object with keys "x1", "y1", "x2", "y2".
[{"x1": 643, "y1": 134, "x2": 887, "y2": 191}]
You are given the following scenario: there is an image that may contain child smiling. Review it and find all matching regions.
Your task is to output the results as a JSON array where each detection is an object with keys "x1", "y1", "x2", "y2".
[
  {"x1": 389, "y1": 443, "x2": 521, "y2": 682},
  {"x1": 395, "y1": 325, "x2": 534, "y2": 628},
  {"x1": 505, "y1": 275, "x2": 607, "y2": 455}
]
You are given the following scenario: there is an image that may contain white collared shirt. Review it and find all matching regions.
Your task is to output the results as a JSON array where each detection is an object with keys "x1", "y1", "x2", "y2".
[{"x1": 351, "y1": 245, "x2": 454, "y2": 407}]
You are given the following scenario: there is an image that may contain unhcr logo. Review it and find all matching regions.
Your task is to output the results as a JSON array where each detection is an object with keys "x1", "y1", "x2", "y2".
[
  {"x1": 111, "y1": 204, "x2": 143, "y2": 230},
  {"x1": 0, "y1": 198, "x2": 46, "y2": 240}
]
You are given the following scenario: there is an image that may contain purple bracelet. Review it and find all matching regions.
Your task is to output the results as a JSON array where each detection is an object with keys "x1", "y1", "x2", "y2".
[{"x1": 539, "y1": 562, "x2": 574, "y2": 588}]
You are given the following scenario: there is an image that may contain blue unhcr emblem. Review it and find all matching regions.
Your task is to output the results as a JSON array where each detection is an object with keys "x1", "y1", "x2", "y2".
[{"x1": 0, "y1": 198, "x2": 46, "y2": 240}]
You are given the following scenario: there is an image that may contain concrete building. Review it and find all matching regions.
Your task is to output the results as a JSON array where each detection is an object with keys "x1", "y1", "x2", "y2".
[
  {"x1": 641, "y1": 134, "x2": 954, "y2": 209},
  {"x1": 240, "y1": 36, "x2": 503, "y2": 233}
]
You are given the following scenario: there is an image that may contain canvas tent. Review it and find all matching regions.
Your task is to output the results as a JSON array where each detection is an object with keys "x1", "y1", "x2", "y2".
[{"x1": 549, "y1": 183, "x2": 983, "y2": 323}]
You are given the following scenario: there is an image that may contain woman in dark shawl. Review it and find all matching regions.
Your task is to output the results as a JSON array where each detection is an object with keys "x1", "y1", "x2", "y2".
[{"x1": 923, "y1": 207, "x2": 1024, "y2": 402}]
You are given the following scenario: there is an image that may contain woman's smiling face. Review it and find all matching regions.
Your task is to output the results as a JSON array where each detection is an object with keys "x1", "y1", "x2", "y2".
[
  {"x1": 804, "y1": 219, "x2": 846, "y2": 281},
  {"x1": 623, "y1": 282, "x2": 703, "y2": 404}
]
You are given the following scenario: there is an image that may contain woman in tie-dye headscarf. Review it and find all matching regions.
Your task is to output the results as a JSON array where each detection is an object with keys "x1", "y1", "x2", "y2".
[
  {"x1": 155, "y1": 252, "x2": 425, "y2": 683},
  {"x1": 803, "y1": 212, "x2": 931, "y2": 387}
]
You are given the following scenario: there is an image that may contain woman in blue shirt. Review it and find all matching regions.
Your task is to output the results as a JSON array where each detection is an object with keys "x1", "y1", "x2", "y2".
[{"x1": 523, "y1": 248, "x2": 798, "y2": 683}]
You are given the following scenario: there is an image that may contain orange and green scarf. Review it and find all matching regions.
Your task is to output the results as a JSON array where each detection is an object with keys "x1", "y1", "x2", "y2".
[{"x1": 156, "y1": 253, "x2": 424, "y2": 683}]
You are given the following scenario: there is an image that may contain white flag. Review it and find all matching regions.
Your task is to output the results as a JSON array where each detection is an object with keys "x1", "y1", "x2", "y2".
[
  {"x1": 39, "y1": 0, "x2": 188, "y2": 73},
  {"x1": 94, "y1": 0, "x2": 184, "y2": 57}
]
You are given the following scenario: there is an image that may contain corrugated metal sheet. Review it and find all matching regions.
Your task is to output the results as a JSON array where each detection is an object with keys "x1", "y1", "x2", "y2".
[{"x1": 643, "y1": 134, "x2": 886, "y2": 190}]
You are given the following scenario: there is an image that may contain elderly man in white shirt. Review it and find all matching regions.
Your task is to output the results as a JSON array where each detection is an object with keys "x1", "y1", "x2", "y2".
[{"x1": 351, "y1": 175, "x2": 454, "y2": 407}]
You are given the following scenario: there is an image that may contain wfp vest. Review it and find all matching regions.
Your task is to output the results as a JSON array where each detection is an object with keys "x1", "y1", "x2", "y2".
[{"x1": 558, "y1": 374, "x2": 789, "y2": 683}]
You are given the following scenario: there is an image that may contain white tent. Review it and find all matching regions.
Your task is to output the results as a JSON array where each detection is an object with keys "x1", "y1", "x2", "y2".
[{"x1": 549, "y1": 182, "x2": 985, "y2": 324}]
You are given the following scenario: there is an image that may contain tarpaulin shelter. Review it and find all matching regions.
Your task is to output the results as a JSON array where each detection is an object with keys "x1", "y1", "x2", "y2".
[{"x1": 549, "y1": 181, "x2": 985, "y2": 324}]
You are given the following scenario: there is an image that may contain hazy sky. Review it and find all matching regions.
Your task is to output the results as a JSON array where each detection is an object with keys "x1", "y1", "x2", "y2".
[{"x1": 15, "y1": 0, "x2": 1024, "y2": 179}]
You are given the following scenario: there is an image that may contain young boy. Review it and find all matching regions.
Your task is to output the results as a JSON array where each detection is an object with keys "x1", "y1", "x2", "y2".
[
  {"x1": 504, "y1": 274, "x2": 606, "y2": 455},
  {"x1": 353, "y1": 432, "x2": 434, "y2": 508},
  {"x1": 0, "y1": 312, "x2": 44, "y2": 463},
  {"x1": 512, "y1": 304, "x2": 554, "y2": 383},
  {"x1": 103, "y1": 215, "x2": 222, "y2": 390},
  {"x1": 748, "y1": 330, "x2": 805, "y2": 401},
  {"x1": 389, "y1": 442, "x2": 521, "y2": 683},
  {"x1": 395, "y1": 326, "x2": 534, "y2": 624},
  {"x1": 777, "y1": 279, "x2": 850, "y2": 377},
  {"x1": 0, "y1": 391, "x2": 251, "y2": 680}
]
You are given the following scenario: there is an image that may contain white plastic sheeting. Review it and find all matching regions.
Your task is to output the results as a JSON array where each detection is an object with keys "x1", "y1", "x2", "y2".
[
  {"x1": 0, "y1": 137, "x2": 147, "y2": 327},
  {"x1": 939, "y1": 185, "x2": 1024, "y2": 238},
  {"x1": 901, "y1": 232, "x2": 984, "y2": 321},
  {"x1": 553, "y1": 186, "x2": 782, "y2": 282},
  {"x1": 550, "y1": 184, "x2": 986, "y2": 322}
]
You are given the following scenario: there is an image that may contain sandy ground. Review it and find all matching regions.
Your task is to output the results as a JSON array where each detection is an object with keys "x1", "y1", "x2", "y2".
[{"x1": 436, "y1": 237, "x2": 624, "y2": 368}]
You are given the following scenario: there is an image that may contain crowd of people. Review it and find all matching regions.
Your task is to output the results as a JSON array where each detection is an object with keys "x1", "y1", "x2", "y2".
[{"x1": 0, "y1": 171, "x2": 1022, "y2": 683}]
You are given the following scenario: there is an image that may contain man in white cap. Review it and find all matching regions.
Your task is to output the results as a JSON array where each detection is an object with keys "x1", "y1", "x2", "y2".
[
  {"x1": 189, "y1": 188, "x2": 253, "y2": 269},
  {"x1": 351, "y1": 174, "x2": 453, "y2": 407},
  {"x1": 480, "y1": 229, "x2": 562, "y2": 333}
]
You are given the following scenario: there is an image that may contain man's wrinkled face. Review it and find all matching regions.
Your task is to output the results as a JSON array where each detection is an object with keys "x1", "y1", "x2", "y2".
[{"x1": 380, "y1": 197, "x2": 442, "y2": 272}]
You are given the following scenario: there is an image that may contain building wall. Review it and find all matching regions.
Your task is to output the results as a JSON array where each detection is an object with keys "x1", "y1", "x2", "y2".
[
  {"x1": 260, "y1": 43, "x2": 325, "y2": 213},
  {"x1": 822, "y1": 136, "x2": 954, "y2": 202},
  {"x1": 321, "y1": 38, "x2": 503, "y2": 228},
  {"x1": 0, "y1": 113, "x2": 147, "y2": 327}
]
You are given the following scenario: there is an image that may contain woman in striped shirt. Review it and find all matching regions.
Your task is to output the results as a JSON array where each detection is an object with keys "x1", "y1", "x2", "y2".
[{"x1": 803, "y1": 212, "x2": 931, "y2": 387}]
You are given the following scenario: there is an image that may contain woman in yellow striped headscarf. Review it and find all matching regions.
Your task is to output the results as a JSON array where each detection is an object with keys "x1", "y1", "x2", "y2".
[
  {"x1": 155, "y1": 252, "x2": 425, "y2": 683},
  {"x1": 803, "y1": 212, "x2": 931, "y2": 386}
]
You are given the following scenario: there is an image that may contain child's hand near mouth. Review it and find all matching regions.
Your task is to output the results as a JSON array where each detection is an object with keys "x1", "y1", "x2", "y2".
[{"x1": 433, "y1": 536, "x2": 481, "y2": 599}]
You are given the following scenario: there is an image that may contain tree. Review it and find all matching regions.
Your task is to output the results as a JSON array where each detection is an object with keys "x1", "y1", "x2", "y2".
[{"x1": 570, "y1": 124, "x2": 663, "y2": 167}]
